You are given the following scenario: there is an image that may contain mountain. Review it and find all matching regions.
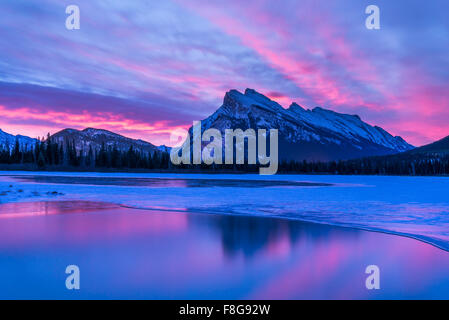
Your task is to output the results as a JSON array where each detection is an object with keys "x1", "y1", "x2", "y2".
[
  {"x1": 50, "y1": 128, "x2": 162, "y2": 155},
  {"x1": 330, "y1": 134, "x2": 449, "y2": 176},
  {"x1": 406, "y1": 135, "x2": 449, "y2": 155},
  {"x1": 0, "y1": 128, "x2": 37, "y2": 151},
  {"x1": 195, "y1": 89, "x2": 414, "y2": 161}
]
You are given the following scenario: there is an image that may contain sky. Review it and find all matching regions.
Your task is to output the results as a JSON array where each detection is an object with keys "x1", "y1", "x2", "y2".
[{"x1": 0, "y1": 0, "x2": 448, "y2": 147}]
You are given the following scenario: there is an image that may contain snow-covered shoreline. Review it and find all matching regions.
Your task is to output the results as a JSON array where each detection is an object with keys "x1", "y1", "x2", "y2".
[{"x1": 1, "y1": 171, "x2": 449, "y2": 251}]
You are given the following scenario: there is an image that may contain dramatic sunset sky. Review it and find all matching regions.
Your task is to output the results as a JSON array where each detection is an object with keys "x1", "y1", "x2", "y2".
[{"x1": 0, "y1": 0, "x2": 448, "y2": 146}]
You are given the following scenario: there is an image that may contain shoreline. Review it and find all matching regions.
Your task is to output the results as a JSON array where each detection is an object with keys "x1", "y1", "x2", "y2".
[
  {"x1": 1, "y1": 167, "x2": 449, "y2": 178},
  {"x1": 85, "y1": 202, "x2": 449, "y2": 254},
  {"x1": 1, "y1": 198, "x2": 448, "y2": 254},
  {"x1": 1, "y1": 172, "x2": 449, "y2": 255},
  {"x1": 1, "y1": 200, "x2": 449, "y2": 299},
  {"x1": 1, "y1": 169, "x2": 449, "y2": 181}
]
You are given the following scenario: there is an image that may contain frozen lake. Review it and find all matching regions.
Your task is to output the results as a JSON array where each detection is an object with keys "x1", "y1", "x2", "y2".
[
  {"x1": 0, "y1": 171, "x2": 449, "y2": 299},
  {"x1": 2, "y1": 171, "x2": 449, "y2": 251}
]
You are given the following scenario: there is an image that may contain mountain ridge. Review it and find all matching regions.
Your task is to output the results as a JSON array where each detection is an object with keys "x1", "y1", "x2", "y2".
[
  {"x1": 1, "y1": 88, "x2": 416, "y2": 162},
  {"x1": 50, "y1": 127, "x2": 162, "y2": 155},
  {"x1": 406, "y1": 135, "x2": 449, "y2": 155},
  {"x1": 193, "y1": 88, "x2": 414, "y2": 161},
  {"x1": 0, "y1": 128, "x2": 38, "y2": 151}
]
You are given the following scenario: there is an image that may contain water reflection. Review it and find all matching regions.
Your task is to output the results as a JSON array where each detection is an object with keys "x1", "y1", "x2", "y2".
[
  {"x1": 0, "y1": 201, "x2": 448, "y2": 299},
  {"x1": 0, "y1": 201, "x2": 119, "y2": 218},
  {"x1": 188, "y1": 214, "x2": 360, "y2": 259}
]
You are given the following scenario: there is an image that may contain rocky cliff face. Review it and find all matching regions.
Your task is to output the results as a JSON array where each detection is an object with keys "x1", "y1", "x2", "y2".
[{"x1": 191, "y1": 88, "x2": 414, "y2": 161}]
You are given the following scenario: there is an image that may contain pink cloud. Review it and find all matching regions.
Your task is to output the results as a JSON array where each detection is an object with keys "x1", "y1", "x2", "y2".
[{"x1": 0, "y1": 105, "x2": 190, "y2": 146}]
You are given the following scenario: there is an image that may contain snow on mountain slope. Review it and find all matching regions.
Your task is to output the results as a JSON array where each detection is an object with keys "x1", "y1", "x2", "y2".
[
  {"x1": 195, "y1": 89, "x2": 414, "y2": 161},
  {"x1": 0, "y1": 129, "x2": 37, "y2": 151},
  {"x1": 51, "y1": 128, "x2": 162, "y2": 155},
  {"x1": 288, "y1": 103, "x2": 412, "y2": 152}
]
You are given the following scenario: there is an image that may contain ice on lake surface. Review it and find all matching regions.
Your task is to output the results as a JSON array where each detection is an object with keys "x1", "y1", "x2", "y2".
[
  {"x1": 1, "y1": 171, "x2": 449, "y2": 251},
  {"x1": 1, "y1": 172, "x2": 449, "y2": 299},
  {"x1": 0, "y1": 200, "x2": 449, "y2": 299}
]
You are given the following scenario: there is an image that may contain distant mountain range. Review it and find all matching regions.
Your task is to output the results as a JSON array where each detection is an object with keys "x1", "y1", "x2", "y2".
[
  {"x1": 50, "y1": 128, "x2": 164, "y2": 154},
  {"x1": 335, "y1": 132, "x2": 449, "y2": 176},
  {"x1": 0, "y1": 128, "x2": 37, "y2": 151},
  {"x1": 3, "y1": 88, "x2": 441, "y2": 162},
  {"x1": 363, "y1": 132, "x2": 449, "y2": 161},
  {"x1": 193, "y1": 89, "x2": 414, "y2": 161},
  {"x1": 406, "y1": 135, "x2": 449, "y2": 155}
]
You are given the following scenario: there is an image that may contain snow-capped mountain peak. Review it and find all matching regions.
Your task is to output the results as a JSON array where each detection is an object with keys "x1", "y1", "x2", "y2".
[
  {"x1": 50, "y1": 127, "x2": 164, "y2": 155},
  {"x1": 288, "y1": 102, "x2": 306, "y2": 114},
  {"x1": 221, "y1": 88, "x2": 287, "y2": 119},
  {"x1": 197, "y1": 89, "x2": 414, "y2": 161},
  {"x1": 244, "y1": 88, "x2": 285, "y2": 113}
]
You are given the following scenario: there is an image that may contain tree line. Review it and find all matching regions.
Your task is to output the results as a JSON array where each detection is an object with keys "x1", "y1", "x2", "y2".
[
  {"x1": 276, "y1": 153, "x2": 449, "y2": 175},
  {"x1": 0, "y1": 135, "x2": 170, "y2": 170},
  {"x1": 1, "y1": 136, "x2": 448, "y2": 175}
]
